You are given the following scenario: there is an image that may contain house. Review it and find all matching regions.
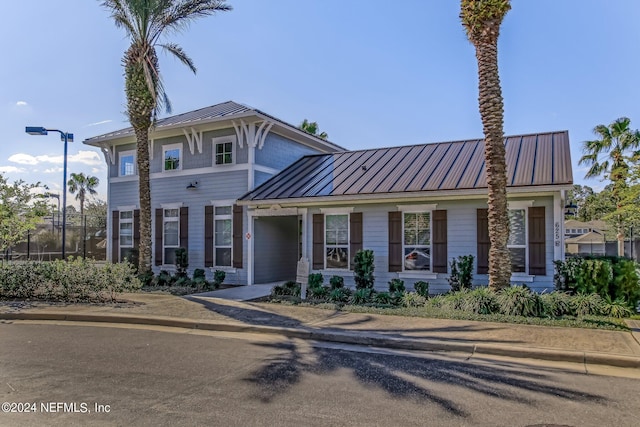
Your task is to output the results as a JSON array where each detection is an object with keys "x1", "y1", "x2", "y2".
[
  {"x1": 238, "y1": 131, "x2": 573, "y2": 293},
  {"x1": 564, "y1": 219, "x2": 606, "y2": 256},
  {"x1": 83, "y1": 101, "x2": 344, "y2": 283}
]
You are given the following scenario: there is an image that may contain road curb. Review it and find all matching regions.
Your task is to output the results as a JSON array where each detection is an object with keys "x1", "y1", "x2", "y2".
[{"x1": 2, "y1": 311, "x2": 639, "y2": 369}]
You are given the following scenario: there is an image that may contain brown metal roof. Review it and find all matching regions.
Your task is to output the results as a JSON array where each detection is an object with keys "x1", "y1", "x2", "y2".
[{"x1": 239, "y1": 130, "x2": 573, "y2": 202}]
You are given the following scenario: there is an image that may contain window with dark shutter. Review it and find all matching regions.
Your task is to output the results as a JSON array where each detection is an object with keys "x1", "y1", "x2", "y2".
[
  {"x1": 232, "y1": 204, "x2": 243, "y2": 268},
  {"x1": 349, "y1": 212, "x2": 363, "y2": 271},
  {"x1": 133, "y1": 210, "x2": 140, "y2": 250},
  {"x1": 388, "y1": 211, "x2": 402, "y2": 272},
  {"x1": 112, "y1": 210, "x2": 119, "y2": 263},
  {"x1": 312, "y1": 214, "x2": 324, "y2": 270},
  {"x1": 477, "y1": 209, "x2": 489, "y2": 274},
  {"x1": 204, "y1": 206, "x2": 214, "y2": 268},
  {"x1": 528, "y1": 206, "x2": 546, "y2": 275},
  {"x1": 179, "y1": 207, "x2": 188, "y2": 250},
  {"x1": 432, "y1": 210, "x2": 448, "y2": 273},
  {"x1": 154, "y1": 208, "x2": 163, "y2": 266}
]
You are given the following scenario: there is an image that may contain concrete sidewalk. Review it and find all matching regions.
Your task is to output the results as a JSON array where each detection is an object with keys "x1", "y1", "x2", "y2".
[{"x1": 1, "y1": 292, "x2": 640, "y2": 369}]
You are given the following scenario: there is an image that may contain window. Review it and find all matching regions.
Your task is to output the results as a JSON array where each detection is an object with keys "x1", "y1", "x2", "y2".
[
  {"x1": 163, "y1": 209, "x2": 179, "y2": 264},
  {"x1": 325, "y1": 214, "x2": 349, "y2": 269},
  {"x1": 214, "y1": 206, "x2": 232, "y2": 266},
  {"x1": 215, "y1": 141, "x2": 233, "y2": 165},
  {"x1": 119, "y1": 151, "x2": 136, "y2": 176},
  {"x1": 508, "y1": 209, "x2": 526, "y2": 273},
  {"x1": 119, "y1": 211, "x2": 134, "y2": 261},
  {"x1": 403, "y1": 212, "x2": 431, "y2": 271},
  {"x1": 163, "y1": 144, "x2": 182, "y2": 171}
]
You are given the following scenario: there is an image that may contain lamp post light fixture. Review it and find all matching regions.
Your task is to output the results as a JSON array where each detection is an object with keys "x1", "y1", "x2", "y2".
[{"x1": 26, "y1": 127, "x2": 73, "y2": 260}]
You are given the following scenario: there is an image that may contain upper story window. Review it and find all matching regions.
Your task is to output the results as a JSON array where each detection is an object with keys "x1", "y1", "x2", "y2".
[
  {"x1": 403, "y1": 212, "x2": 431, "y2": 271},
  {"x1": 325, "y1": 214, "x2": 349, "y2": 269},
  {"x1": 119, "y1": 150, "x2": 136, "y2": 176},
  {"x1": 163, "y1": 143, "x2": 182, "y2": 172},
  {"x1": 213, "y1": 137, "x2": 235, "y2": 165},
  {"x1": 508, "y1": 209, "x2": 527, "y2": 273}
]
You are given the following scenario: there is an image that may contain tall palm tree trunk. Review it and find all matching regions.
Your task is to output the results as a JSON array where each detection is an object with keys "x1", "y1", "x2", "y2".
[
  {"x1": 475, "y1": 39, "x2": 511, "y2": 289},
  {"x1": 135, "y1": 129, "x2": 152, "y2": 272}
]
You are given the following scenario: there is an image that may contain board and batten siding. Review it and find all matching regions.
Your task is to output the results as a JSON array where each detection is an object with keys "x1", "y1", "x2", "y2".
[{"x1": 304, "y1": 197, "x2": 557, "y2": 293}]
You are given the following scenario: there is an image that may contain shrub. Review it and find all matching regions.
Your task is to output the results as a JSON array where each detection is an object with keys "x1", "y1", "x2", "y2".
[
  {"x1": 174, "y1": 248, "x2": 189, "y2": 278},
  {"x1": 354, "y1": 249, "x2": 375, "y2": 290},
  {"x1": 308, "y1": 273, "x2": 324, "y2": 289},
  {"x1": 213, "y1": 270, "x2": 226, "y2": 288},
  {"x1": 540, "y1": 291, "x2": 573, "y2": 317},
  {"x1": 193, "y1": 269, "x2": 206, "y2": 280},
  {"x1": 350, "y1": 288, "x2": 374, "y2": 305},
  {"x1": 464, "y1": 287, "x2": 499, "y2": 314},
  {"x1": 448, "y1": 255, "x2": 474, "y2": 292},
  {"x1": 402, "y1": 292, "x2": 427, "y2": 307},
  {"x1": 308, "y1": 285, "x2": 330, "y2": 300},
  {"x1": 497, "y1": 286, "x2": 544, "y2": 317},
  {"x1": 414, "y1": 281, "x2": 429, "y2": 298},
  {"x1": 328, "y1": 287, "x2": 352, "y2": 303},
  {"x1": 271, "y1": 280, "x2": 300, "y2": 298},
  {"x1": 441, "y1": 290, "x2": 469, "y2": 311},
  {"x1": 600, "y1": 296, "x2": 633, "y2": 318},
  {"x1": 388, "y1": 278, "x2": 405, "y2": 293},
  {"x1": 329, "y1": 275, "x2": 345, "y2": 290},
  {"x1": 571, "y1": 293, "x2": 604, "y2": 316},
  {"x1": 374, "y1": 291, "x2": 393, "y2": 305}
]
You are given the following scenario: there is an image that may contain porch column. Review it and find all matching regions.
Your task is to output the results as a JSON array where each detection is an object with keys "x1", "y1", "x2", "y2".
[{"x1": 247, "y1": 209, "x2": 255, "y2": 285}]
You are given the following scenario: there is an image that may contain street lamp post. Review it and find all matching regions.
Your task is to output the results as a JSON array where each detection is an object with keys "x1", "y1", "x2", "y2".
[{"x1": 26, "y1": 127, "x2": 73, "y2": 260}]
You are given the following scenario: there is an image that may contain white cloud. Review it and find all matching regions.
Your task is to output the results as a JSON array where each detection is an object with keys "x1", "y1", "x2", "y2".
[
  {"x1": 0, "y1": 166, "x2": 26, "y2": 173},
  {"x1": 85, "y1": 119, "x2": 113, "y2": 127},
  {"x1": 9, "y1": 150, "x2": 103, "y2": 166},
  {"x1": 16, "y1": 101, "x2": 28, "y2": 107},
  {"x1": 44, "y1": 167, "x2": 64, "y2": 173}
]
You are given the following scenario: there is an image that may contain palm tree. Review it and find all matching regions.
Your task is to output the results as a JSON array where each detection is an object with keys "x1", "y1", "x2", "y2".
[
  {"x1": 460, "y1": 0, "x2": 512, "y2": 290},
  {"x1": 579, "y1": 117, "x2": 640, "y2": 256},
  {"x1": 299, "y1": 119, "x2": 328, "y2": 140},
  {"x1": 67, "y1": 172, "x2": 100, "y2": 219},
  {"x1": 101, "y1": 0, "x2": 231, "y2": 272}
]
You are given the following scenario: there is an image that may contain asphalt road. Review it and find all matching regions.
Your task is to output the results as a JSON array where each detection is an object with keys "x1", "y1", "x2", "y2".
[{"x1": 1, "y1": 321, "x2": 639, "y2": 427}]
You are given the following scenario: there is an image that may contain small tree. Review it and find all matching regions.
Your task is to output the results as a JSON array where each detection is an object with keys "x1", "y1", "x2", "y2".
[
  {"x1": 0, "y1": 174, "x2": 49, "y2": 257},
  {"x1": 354, "y1": 249, "x2": 375, "y2": 290},
  {"x1": 448, "y1": 255, "x2": 475, "y2": 292}
]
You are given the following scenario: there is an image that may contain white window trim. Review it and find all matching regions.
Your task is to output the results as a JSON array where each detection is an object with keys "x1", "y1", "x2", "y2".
[
  {"x1": 324, "y1": 212, "x2": 351, "y2": 271},
  {"x1": 162, "y1": 207, "x2": 180, "y2": 265},
  {"x1": 119, "y1": 150, "x2": 136, "y2": 177},
  {"x1": 401, "y1": 209, "x2": 434, "y2": 274},
  {"x1": 508, "y1": 207, "x2": 529, "y2": 274},
  {"x1": 212, "y1": 136, "x2": 237, "y2": 166},
  {"x1": 212, "y1": 203, "x2": 234, "y2": 268},
  {"x1": 162, "y1": 142, "x2": 183, "y2": 172},
  {"x1": 119, "y1": 210, "x2": 134, "y2": 262}
]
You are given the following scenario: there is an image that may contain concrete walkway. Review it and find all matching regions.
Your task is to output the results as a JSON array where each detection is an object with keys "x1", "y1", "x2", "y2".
[
  {"x1": 1, "y1": 292, "x2": 640, "y2": 370},
  {"x1": 191, "y1": 284, "x2": 274, "y2": 301}
]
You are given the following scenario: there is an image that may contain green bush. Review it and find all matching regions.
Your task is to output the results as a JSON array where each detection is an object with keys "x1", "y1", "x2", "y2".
[
  {"x1": 271, "y1": 280, "x2": 300, "y2": 298},
  {"x1": 374, "y1": 291, "x2": 393, "y2": 305},
  {"x1": 329, "y1": 275, "x2": 345, "y2": 290},
  {"x1": 388, "y1": 278, "x2": 405, "y2": 293},
  {"x1": 350, "y1": 288, "x2": 374, "y2": 305},
  {"x1": 354, "y1": 249, "x2": 375, "y2": 290},
  {"x1": 448, "y1": 255, "x2": 474, "y2": 292},
  {"x1": 414, "y1": 281, "x2": 429, "y2": 298},
  {"x1": 193, "y1": 269, "x2": 206, "y2": 280},
  {"x1": 0, "y1": 259, "x2": 141, "y2": 302},
  {"x1": 464, "y1": 287, "x2": 499, "y2": 314},
  {"x1": 571, "y1": 293, "x2": 604, "y2": 316},
  {"x1": 441, "y1": 290, "x2": 469, "y2": 311},
  {"x1": 600, "y1": 296, "x2": 633, "y2": 318},
  {"x1": 497, "y1": 286, "x2": 544, "y2": 317},
  {"x1": 402, "y1": 292, "x2": 427, "y2": 307},
  {"x1": 328, "y1": 287, "x2": 352, "y2": 303},
  {"x1": 540, "y1": 291, "x2": 573, "y2": 317},
  {"x1": 213, "y1": 270, "x2": 226, "y2": 288},
  {"x1": 174, "y1": 248, "x2": 189, "y2": 278},
  {"x1": 308, "y1": 273, "x2": 324, "y2": 289},
  {"x1": 308, "y1": 285, "x2": 330, "y2": 300}
]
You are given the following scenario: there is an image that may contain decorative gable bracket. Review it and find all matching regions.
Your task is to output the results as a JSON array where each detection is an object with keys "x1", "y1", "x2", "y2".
[
  {"x1": 232, "y1": 119, "x2": 274, "y2": 150},
  {"x1": 183, "y1": 127, "x2": 203, "y2": 155},
  {"x1": 100, "y1": 144, "x2": 116, "y2": 165}
]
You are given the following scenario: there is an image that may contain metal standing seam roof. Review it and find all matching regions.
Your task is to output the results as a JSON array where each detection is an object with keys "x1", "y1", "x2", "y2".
[
  {"x1": 83, "y1": 101, "x2": 345, "y2": 151},
  {"x1": 239, "y1": 130, "x2": 573, "y2": 202}
]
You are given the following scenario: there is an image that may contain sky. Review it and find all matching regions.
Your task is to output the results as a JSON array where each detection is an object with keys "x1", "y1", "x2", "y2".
[{"x1": 2, "y1": 0, "x2": 640, "y2": 206}]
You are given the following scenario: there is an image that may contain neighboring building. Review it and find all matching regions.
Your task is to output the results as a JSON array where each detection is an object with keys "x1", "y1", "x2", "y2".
[
  {"x1": 564, "y1": 219, "x2": 606, "y2": 256},
  {"x1": 239, "y1": 131, "x2": 573, "y2": 293},
  {"x1": 83, "y1": 101, "x2": 344, "y2": 284}
]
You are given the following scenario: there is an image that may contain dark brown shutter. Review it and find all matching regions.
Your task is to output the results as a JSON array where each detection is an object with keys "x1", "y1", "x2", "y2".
[
  {"x1": 232, "y1": 204, "x2": 243, "y2": 268},
  {"x1": 432, "y1": 210, "x2": 448, "y2": 273},
  {"x1": 204, "y1": 206, "x2": 214, "y2": 268},
  {"x1": 350, "y1": 212, "x2": 363, "y2": 270},
  {"x1": 133, "y1": 209, "x2": 140, "y2": 250},
  {"x1": 528, "y1": 206, "x2": 546, "y2": 275},
  {"x1": 312, "y1": 214, "x2": 324, "y2": 270},
  {"x1": 477, "y1": 209, "x2": 489, "y2": 274},
  {"x1": 155, "y1": 208, "x2": 163, "y2": 266},
  {"x1": 111, "y1": 210, "x2": 119, "y2": 262},
  {"x1": 388, "y1": 211, "x2": 402, "y2": 272},
  {"x1": 179, "y1": 207, "x2": 188, "y2": 250}
]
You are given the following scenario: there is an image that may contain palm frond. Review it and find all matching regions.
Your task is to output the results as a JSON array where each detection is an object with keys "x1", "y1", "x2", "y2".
[
  {"x1": 160, "y1": 0, "x2": 232, "y2": 35},
  {"x1": 159, "y1": 43, "x2": 197, "y2": 73}
]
